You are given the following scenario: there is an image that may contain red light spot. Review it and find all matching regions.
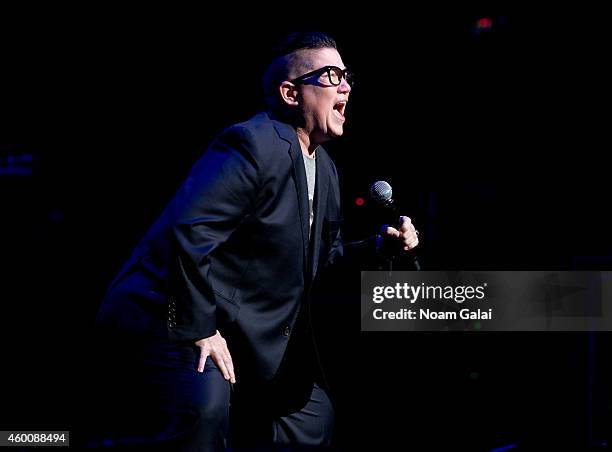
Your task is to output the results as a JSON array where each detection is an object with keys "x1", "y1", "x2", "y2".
[
  {"x1": 476, "y1": 17, "x2": 493, "y2": 29},
  {"x1": 355, "y1": 197, "x2": 365, "y2": 206}
]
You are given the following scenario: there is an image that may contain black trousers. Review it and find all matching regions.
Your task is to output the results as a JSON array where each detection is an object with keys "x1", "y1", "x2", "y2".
[{"x1": 90, "y1": 337, "x2": 333, "y2": 451}]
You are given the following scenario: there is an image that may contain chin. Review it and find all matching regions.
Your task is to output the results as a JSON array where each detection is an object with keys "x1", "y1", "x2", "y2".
[
  {"x1": 330, "y1": 126, "x2": 344, "y2": 138},
  {"x1": 322, "y1": 125, "x2": 343, "y2": 139}
]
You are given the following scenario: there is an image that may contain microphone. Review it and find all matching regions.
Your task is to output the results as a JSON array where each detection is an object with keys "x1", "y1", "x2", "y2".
[
  {"x1": 369, "y1": 180, "x2": 421, "y2": 270},
  {"x1": 370, "y1": 180, "x2": 396, "y2": 215}
]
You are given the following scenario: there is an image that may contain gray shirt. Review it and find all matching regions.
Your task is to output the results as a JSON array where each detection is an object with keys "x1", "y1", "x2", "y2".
[{"x1": 302, "y1": 152, "x2": 316, "y2": 235}]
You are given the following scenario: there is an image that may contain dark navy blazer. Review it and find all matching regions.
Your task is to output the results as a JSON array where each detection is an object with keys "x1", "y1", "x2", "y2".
[{"x1": 96, "y1": 112, "x2": 344, "y2": 382}]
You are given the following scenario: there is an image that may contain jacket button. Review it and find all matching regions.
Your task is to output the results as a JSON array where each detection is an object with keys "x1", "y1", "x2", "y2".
[
  {"x1": 283, "y1": 326, "x2": 291, "y2": 337},
  {"x1": 168, "y1": 320, "x2": 176, "y2": 328}
]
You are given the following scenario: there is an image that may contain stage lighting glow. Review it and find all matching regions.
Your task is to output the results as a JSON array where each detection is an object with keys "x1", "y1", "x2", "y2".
[{"x1": 476, "y1": 17, "x2": 493, "y2": 30}]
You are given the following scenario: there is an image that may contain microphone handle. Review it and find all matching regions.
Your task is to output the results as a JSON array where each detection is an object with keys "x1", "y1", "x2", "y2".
[{"x1": 379, "y1": 202, "x2": 422, "y2": 271}]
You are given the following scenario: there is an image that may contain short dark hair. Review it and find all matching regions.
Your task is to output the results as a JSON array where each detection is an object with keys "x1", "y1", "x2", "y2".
[
  {"x1": 268, "y1": 31, "x2": 337, "y2": 61},
  {"x1": 262, "y1": 32, "x2": 338, "y2": 108}
]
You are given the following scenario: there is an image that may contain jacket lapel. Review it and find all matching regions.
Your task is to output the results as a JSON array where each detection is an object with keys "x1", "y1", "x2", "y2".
[
  {"x1": 309, "y1": 149, "x2": 329, "y2": 283},
  {"x1": 273, "y1": 122, "x2": 310, "y2": 275}
]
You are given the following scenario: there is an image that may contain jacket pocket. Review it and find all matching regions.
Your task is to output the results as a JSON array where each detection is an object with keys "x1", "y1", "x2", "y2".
[
  {"x1": 212, "y1": 288, "x2": 241, "y2": 306},
  {"x1": 212, "y1": 289, "x2": 241, "y2": 324}
]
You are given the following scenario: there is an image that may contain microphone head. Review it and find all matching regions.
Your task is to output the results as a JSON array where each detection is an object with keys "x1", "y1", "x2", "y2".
[{"x1": 370, "y1": 180, "x2": 393, "y2": 206}]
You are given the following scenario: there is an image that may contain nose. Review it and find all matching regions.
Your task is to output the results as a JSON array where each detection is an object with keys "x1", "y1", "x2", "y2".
[{"x1": 338, "y1": 77, "x2": 351, "y2": 94}]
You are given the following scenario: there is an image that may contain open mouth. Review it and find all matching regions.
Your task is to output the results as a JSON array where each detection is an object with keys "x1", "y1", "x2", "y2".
[{"x1": 333, "y1": 101, "x2": 347, "y2": 119}]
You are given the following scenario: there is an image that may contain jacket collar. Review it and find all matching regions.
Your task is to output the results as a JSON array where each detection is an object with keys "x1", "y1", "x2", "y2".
[
  {"x1": 269, "y1": 113, "x2": 332, "y2": 285},
  {"x1": 272, "y1": 119, "x2": 311, "y2": 277}
]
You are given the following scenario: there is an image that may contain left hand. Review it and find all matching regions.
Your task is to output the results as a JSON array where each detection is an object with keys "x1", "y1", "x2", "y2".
[{"x1": 385, "y1": 216, "x2": 419, "y2": 251}]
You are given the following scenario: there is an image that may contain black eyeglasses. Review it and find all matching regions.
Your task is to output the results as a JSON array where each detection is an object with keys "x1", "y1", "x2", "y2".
[{"x1": 290, "y1": 65, "x2": 353, "y2": 87}]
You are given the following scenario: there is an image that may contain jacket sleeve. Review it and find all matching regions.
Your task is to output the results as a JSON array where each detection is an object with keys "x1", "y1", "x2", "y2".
[
  {"x1": 324, "y1": 160, "x2": 379, "y2": 271},
  {"x1": 168, "y1": 126, "x2": 260, "y2": 343},
  {"x1": 327, "y1": 228, "x2": 379, "y2": 271}
]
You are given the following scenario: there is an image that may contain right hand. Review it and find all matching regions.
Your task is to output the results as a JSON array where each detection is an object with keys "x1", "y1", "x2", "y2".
[
  {"x1": 195, "y1": 330, "x2": 236, "y2": 383},
  {"x1": 385, "y1": 216, "x2": 419, "y2": 251}
]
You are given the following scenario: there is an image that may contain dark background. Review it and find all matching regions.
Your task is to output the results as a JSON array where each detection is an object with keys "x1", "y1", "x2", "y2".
[{"x1": 1, "y1": 6, "x2": 611, "y2": 450}]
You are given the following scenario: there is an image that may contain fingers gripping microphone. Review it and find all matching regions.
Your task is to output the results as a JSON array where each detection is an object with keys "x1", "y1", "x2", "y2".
[{"x1": 369, "y1": 181, "x2": 421, "y2": 270}]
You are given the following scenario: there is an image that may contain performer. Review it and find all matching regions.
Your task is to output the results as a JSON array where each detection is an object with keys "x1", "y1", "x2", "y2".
[{"x1": 94, "y1": 31, "x2": 419, "y2": 451}]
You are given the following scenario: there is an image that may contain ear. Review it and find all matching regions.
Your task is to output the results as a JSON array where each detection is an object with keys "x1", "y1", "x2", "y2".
[{"x1": 279, "y1": 81, "x2": 299, "y2": 107}]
